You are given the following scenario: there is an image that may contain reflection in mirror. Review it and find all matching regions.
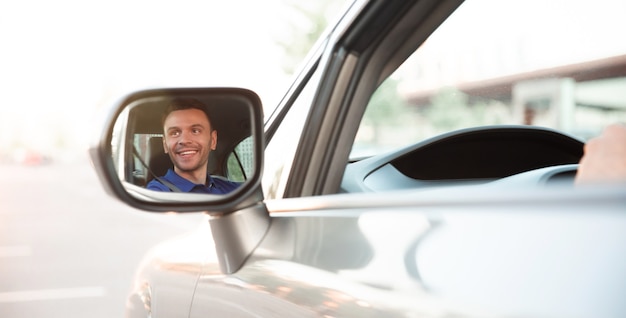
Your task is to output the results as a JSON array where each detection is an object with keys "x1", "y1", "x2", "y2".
[{"x1": 111, "y1": 91, "x2": 255, "y2": 197}]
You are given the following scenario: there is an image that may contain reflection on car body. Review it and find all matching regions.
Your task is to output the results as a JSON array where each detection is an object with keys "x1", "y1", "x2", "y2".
[{"x1": 90, "y1": 0, "x2": 626, "y2": 317}]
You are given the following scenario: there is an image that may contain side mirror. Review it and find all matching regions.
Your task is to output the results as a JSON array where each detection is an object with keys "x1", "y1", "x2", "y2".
[{"x1": 89, "y1": 87, "x2": 264, "y2": 214}]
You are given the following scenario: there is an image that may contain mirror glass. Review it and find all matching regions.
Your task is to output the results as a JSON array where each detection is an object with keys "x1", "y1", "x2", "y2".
[{"x1": 109, "y1": 89, "x2": 258, "y2": 200}]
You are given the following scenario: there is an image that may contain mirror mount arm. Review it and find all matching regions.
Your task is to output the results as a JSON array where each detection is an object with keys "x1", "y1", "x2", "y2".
[{"x1": 208, "y1": 203, "x2": 271, "y2": 274}]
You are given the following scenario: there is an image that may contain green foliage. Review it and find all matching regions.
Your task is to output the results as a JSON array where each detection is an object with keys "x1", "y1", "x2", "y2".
[
  {"x1": 226, "y1": 137, "x2": 255, "y2": 182},
  {"x1": 426, "y1": 87, "x2": 493, "y2": 133},
  {"x1": 427, "y1": 87, "x2": 471, "y2": 131},
  {"x1": 227, "y1": 153, "x2": 245, "y2": 182},
  {"x1": 276, "y1": 0, "x2": 346, "y2": 74},
  {"x1": 362, "y1": 79, "x2": 412, "y2": 128}
]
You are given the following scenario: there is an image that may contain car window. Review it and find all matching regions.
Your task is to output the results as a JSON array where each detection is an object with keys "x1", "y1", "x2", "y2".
[
  {"x1": 263, "y1": 65, "x2": 323, "y2": 199},
  {"x1": 227, "y1": 136, "x2": 254, "y2": 182},
  {"x1": 131, "y1": 133, "x2": 160, "y2": 184},
  {"x1": 351, "y1": 0, "x2": 626, "y2": 159}
]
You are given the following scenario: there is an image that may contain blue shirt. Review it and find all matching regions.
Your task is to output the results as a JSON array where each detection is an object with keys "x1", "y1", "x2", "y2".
[{"x1": 146, "y1": 169, "x2": 241, "y2": 194}]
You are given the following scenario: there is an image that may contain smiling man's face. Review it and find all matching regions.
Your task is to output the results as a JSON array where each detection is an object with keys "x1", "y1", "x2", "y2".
[{"x1": 162, "y1": 108, "x2": 217, "y2": 182}]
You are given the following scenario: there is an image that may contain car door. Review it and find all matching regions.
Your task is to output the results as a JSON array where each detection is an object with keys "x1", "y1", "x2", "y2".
[
  {"x1": 187, "y1": 0, "x2": 626, "y2": 317},
  {"x1": 188, "y1": 1, "x2": 463, "y2": 316}
]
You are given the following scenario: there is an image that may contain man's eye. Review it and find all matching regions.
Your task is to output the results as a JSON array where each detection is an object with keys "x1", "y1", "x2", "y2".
[
  {"x1": 169, "y1": 131, "x2": 180, "y2": 137},
  {"x1": 192, "y1": 128, "x2": 201, "y2": 134}
]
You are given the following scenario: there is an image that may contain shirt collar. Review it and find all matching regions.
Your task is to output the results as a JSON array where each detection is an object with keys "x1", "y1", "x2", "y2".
[{"x1": 163, "y1": 169, "x2": 214, "y2": 193}]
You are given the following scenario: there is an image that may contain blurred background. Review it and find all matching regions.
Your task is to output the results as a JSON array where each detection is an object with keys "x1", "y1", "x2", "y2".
[
  {"x1": 0, "y1": 1, "x2": 345, "y2": 317},
  {"x1": 0, "y1": 0, "x2": 347, "y2": 164}
]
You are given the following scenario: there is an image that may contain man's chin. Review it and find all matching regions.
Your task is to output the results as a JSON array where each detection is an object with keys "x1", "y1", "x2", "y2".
[
  {"x1": 173, "y1": 160, "x2": 206, "y2": 174},
  {"x1": 175, "y1": 165, "x2": 200, "y2": 173}
]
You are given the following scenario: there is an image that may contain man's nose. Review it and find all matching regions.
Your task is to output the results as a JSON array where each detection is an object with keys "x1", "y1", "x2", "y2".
[{"x1": 177, "y1": 131, "x2": 192, "y2": 144}]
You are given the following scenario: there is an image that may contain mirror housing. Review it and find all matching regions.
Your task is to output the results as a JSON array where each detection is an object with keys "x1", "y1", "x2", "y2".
[{"x1": 89, "y1": 87, "x2": 264, "y2": 214}]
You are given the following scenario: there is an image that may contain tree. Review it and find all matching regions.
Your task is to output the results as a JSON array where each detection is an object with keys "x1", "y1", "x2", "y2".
[
  {"x1": 361, "y1": 78, "x2": 413, "y2": 144},
  {"x1": 275, "y1": 0, "x2": 347, "y2": 74}
]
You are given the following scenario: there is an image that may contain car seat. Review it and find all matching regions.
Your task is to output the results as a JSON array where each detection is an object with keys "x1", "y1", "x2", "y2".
[{"x1": 147, "y1": 136, "x2": 173, "y2": 184}]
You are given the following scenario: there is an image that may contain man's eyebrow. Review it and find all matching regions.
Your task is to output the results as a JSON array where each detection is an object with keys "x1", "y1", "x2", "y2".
[{"x1": 166, "y1": 124, "x2": 206, "y2": 131}]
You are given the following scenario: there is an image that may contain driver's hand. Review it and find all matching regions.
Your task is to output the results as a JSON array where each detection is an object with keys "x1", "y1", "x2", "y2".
[{"x1": 576, "y1": 123, "x2": 626, "y2": 185}]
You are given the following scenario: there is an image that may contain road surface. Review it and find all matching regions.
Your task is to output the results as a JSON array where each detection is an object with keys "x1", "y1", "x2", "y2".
[{"x1": 0, "y1": 157, "x2": 205, "y2": 317}]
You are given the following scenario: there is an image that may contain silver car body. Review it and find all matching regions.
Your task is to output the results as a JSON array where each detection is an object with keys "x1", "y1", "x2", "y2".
[{"x1": 102, "y1": 0, "x2": 626, "y2": 317}]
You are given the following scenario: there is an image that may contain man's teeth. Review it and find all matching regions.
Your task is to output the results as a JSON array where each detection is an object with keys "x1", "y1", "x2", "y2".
[{"x1": 180, "y1": 150, "x2": 197, "y2": 155}]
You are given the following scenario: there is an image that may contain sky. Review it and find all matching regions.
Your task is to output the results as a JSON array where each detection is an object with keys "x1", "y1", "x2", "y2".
[{"x1": 0, "y1": 0, "x2": 305, "y2": 160}]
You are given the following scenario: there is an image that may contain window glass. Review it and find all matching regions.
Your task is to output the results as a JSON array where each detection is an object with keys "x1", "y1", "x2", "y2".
[
  {"x1": 352, "y1": 0, "x2": 626, "y2": 159},
  {"x1": 263, "y1": 67, "x2": 322, "y2": 199},
  {"x1": 129, "y1": 133, "x2": 161, "y2": 185},
  {"x1": 227, "y1": 136, "x2": 254, "y2": 182}
]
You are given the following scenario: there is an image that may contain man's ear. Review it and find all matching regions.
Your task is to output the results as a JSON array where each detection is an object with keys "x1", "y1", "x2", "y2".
[
  {"x1": 162, "y1": 138, "x2": 168, "y2": 154},
  {"x1": 210, "y1": 130, "x2": 217, "y2": 150}
]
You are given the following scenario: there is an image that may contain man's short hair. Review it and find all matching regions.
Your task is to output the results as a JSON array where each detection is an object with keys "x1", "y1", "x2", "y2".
[{"x1": 161, "y1": 97, "x2": 213, "y2": 129}]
